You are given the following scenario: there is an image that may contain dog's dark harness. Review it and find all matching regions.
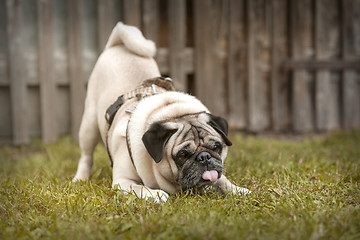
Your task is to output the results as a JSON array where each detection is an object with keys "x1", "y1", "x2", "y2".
[{"x1": 105, "y1": 77, "x2": 175, "y2": 167}]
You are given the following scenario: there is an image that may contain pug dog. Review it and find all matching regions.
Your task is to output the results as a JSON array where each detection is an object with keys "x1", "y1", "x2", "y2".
[{"x1": 73, "y1": 22, "x2": 251, "y2": 202}]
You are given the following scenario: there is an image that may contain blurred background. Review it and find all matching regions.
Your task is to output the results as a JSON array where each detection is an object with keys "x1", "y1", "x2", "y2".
[{"x1": 0, "y1": 0, "x2": 359, "y2": 145}]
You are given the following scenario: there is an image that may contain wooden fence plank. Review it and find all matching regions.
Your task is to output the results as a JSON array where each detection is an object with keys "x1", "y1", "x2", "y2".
[
  {"x1": 6, "y1": 0, "x2": 29, "y2": 145},
  {"x1": 37, "y1": 0, "x2": 57, "y2": 143},
  {"x1": 271, "y1": 0, "x2": 290, "y2": 131},
  {"x1": 113, "y1": 0, "x2": 123, "y2": 23},
  {"x1": 168, "y1": 0, "x2": 187, "y2": 92},
  {"x1": 22, "y1": 0, "x2": 39, "y2": 87},
  {"x1": 228, "y1": 0, "x2": 247, "y2": 129},
  {"x1": 53, "y1": 0, "x2": 68, "y2": 86},
  {"x1": 315, "y1": 0, "x2": 341, "y2": 130},
  {"x1": 194, "y1": 0, "x2": 228, "y2": 117},
  {"x1": 143, "y1": 0, "x2": 163, "y2": 76},
  {"x1": 194, "y1": 0, "x2": 211, "y2": 108},
  {"x1": 0, "y1": 0, "x2": 12, "y2": 142},
  {"x1": 67, "y1": 0, "x2": 85, "y2": 141},
  {"x1": 97, "y1": 0, "x2": 115, "y2": 51},
  {"x1": 143, "y1": 0, "x2": 159, "y2": 44},
  {"x1": 0, "y1": 56, "x2": 7, "y2": 85},
  {"x1": 0, "y1": 1, "x2": 8, "y2": 86},
  {"x1": 290, "y1": 0, "x2": 315, "y2": 132},
  {"x1": 342, "y1": 0, "x2": 360, "y2": 129},
  {"x1": 247, "y1": 0, "x2": 271, "y2": 132},
  {"x1": 82, "y1": 0, "x2": 99, "y2": 85},
  {"x1": 0, "y1": 88, "x2": 12, "y2": 142},
  {"x1": 123, "y1": 0, "x2": 141, "y2": 28},
  {"x1": 53, "y1": 0, "x2": 71, "y2": 138}
]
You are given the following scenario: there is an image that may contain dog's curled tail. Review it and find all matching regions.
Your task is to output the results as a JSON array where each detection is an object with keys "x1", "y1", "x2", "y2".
[{"x1": 104, "y1": 22, "x2": 156, "y2": 58}]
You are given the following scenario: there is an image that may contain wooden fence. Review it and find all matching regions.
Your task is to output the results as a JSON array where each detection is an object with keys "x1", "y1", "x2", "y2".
[{"x1": 1, "y1": 0, "x2": 360, "y2": 145}]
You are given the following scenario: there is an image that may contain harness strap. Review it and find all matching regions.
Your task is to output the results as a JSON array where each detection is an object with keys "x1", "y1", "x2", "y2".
[{"x1": 125, "y1": 120, "x2": 133, "y2": 165}]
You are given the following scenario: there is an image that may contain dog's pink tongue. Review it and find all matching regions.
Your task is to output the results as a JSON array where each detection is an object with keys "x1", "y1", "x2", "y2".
[{"x1": 202, "y1": 170, "x2": 218, "y2": 182}]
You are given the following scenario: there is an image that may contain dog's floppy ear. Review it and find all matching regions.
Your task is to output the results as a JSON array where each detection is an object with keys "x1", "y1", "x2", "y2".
[
  {"x1": 142, "y1": 122, "x2": 177, "y2": 163},
  {"x1": 208, "y1": 114, "x2": 232, "y2": 146}
]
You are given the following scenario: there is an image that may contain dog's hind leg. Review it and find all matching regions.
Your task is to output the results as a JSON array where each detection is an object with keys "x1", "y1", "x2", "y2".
[{"x1": 73, "y1": 104, "x2": 100, "y2": 182}]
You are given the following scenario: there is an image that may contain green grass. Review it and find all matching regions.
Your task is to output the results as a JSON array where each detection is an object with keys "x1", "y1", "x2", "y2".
[{"x1": 0, "y1": 131, "x2": 359, "y2": 240}]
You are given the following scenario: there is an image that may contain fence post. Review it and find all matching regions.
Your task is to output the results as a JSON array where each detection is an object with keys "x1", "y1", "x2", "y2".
[
  {"x1": 290, "y1": 0, "x2": 315, "y2": 132},
  {"x1": 271, "y1": 0, "x2": 290, "y2": 131},
  {"x1": 228, "y1": 0, "x2": 247, "y2": 129},
  {"x1": 67, "y1": 0, "x2": 85, "y2": 142},
  {"x1": 97, "y1": 0, "x2": 115, "y2": 51},
  {"x1": 315, "y1": 0, "x2": 341, "y2": 130},
  {"x1": 194, "y1": 0, "x2": 228, "y2": 117},
  {"x1": 247, "y1": 0, "x2": 271, "y2": 132},
  {"x1": 143, "y1": 0, "x2": 159, "y2": 44},
  {"x1": 168, "y1": 0, "x2": 187, "y2": 92},
  {"x1": 38, "y1": 0, "x2": 57, "y2": 143},
  {"x1": 123, "y1": 0, "x2": 141, "y2": 28},
  {"x1": 6, "y1": 0, "x2": 29, "y2": 145},
  {"x1": 342, "y1": 0, "x2": 360, "y2": 129}
]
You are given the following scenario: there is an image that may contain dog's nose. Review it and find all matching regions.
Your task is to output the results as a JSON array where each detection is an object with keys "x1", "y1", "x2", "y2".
[{"x1": 196, "y1": 152, "x2": 212, "y2": 164}]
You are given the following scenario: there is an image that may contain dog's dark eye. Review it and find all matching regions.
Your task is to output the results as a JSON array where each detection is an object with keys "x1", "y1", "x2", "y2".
[
  {"x1": 176, "y1": 150, "x2": 189, "y2": 161},
  {"x1": 212, "y1": 143, "x2": 222, "y2": 154}
]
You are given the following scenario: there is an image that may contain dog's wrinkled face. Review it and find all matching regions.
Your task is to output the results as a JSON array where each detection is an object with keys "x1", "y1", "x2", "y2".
[
  {"x1": 142, "y1": 113, "x2": 232, "y2": 191},
  {"x1": 172, "y1": 129, "x2": 224, "y2": 190}
]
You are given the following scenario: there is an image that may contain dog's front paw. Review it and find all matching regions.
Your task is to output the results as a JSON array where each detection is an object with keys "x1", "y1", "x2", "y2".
[
  {"x1": 142, "y1": 189, "x2": 169, "y2": 203},
  {"x1": 231, "y1": 186, "x2": 252, "y2": 195},
  {"x1": 72, "y1": 173, "x2": 89, "y2": 182}
]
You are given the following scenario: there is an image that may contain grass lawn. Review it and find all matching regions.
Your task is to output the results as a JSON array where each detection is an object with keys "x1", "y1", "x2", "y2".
[{"x1": 0, "y1": 131, "x2": 359, "y2": 239}]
